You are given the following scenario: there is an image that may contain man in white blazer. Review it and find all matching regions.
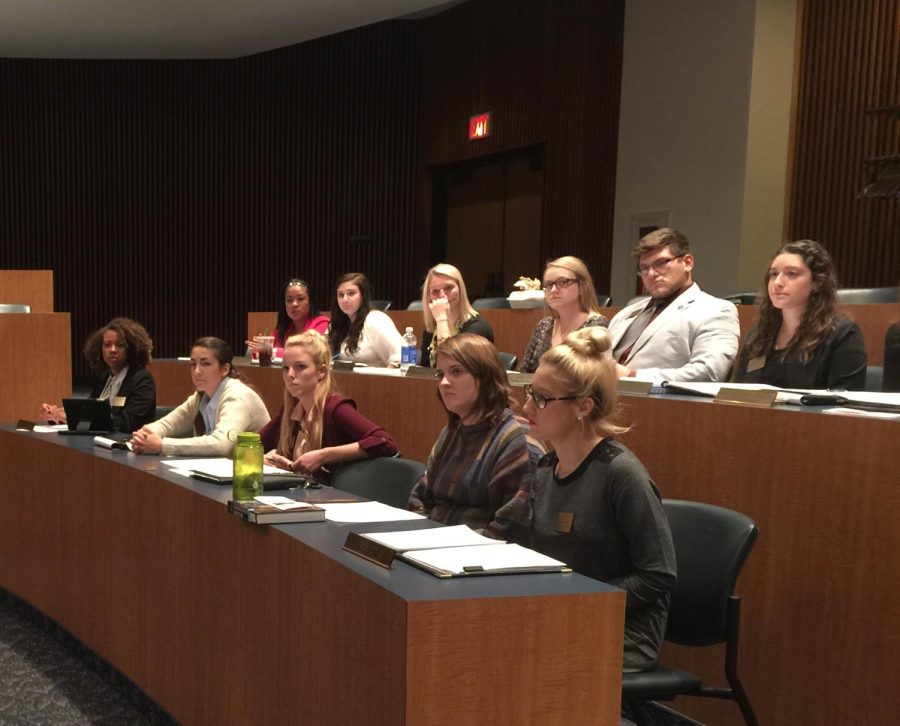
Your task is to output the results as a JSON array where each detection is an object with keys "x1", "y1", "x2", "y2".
[{"x1": 609, "y1": 228, "x2": 739, "y2": 382}]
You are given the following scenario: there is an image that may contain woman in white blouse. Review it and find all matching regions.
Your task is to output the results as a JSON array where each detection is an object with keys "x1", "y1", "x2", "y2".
[{"x1": 328, "y1": 272, "x2": 403, "y2": 367}]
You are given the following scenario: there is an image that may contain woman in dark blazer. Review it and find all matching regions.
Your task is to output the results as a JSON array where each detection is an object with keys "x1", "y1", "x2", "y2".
[{"x1": 41, "y1": 317, "x2": 157, "y2": 432}]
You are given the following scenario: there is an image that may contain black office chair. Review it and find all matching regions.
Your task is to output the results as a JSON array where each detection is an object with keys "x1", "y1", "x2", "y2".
[
  {"x1": 472, "y1": 297, "x2": 511, "y2": 310},
  {"x1": 329, "y1": 457, "x2": 425, "y2": 509},
  {"x1": 597, "y1": 293, "x2": 613, "y2": 307},
  {"x1": 724, "y1": 292, "x2": 759, "y2": 306},
  {"x1": 865, "y1": 365, "x2": 884, "y2": 392},
  {"x1": 622, "y1": 499, "x2": 759, "y2": 726},
  {"x1": 154, "y1": 405, "x2": 176, "y2": 421},
  {"x1": 836, "y1": 287, "x2": 898, "y2": 304},
  {"x1": 0, "y1": 303, "x2": 31, "y2": 313},
  {"x1": 497, "y1": 351, "x2": 518, "y2": 371},
  {"x1": 406, "y1": 300, "x2": 424, "y2": 311},
  {"x1": 370, "y1": 299, "x2": 392, "y2": 311}
]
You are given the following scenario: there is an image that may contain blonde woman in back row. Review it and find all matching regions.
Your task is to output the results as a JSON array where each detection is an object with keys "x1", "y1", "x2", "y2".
[
  {"x1": 419, "y1": 263, "x2": 494, "y2": 367},
  {"x1": 518, "y1": 255, "x2": 608, "y2": 373}
]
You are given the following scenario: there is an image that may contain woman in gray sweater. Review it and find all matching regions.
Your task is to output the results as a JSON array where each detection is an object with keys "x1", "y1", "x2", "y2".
[{"x1": 519, "y1": 326, "x2": 676, "y2": 672}]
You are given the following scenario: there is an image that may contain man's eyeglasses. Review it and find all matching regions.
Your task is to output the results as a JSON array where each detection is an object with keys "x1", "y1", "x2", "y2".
[
  {"x1": 524, "y1": 384, "x2": 578, "y2": 410},
  {"x1": 636, "y1": 254, "x2": 686, "y2": 277},
  {"x1": 541, "y1": 278, "x2": 578, "y2": 292}
]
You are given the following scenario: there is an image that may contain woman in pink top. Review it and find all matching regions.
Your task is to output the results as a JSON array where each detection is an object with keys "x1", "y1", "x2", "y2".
[{"x1": 247, "y1": 278, "x2": 330, "y2": 357}]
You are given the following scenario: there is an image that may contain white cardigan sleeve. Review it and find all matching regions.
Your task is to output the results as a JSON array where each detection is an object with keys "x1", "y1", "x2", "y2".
[{"x1": 154, "y1": 378, "x2": 271, "y2": 457}]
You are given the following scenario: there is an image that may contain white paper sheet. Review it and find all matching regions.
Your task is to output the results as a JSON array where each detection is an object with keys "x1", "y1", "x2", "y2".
[
  {"x1": 360, "y1": 524, "x2": 502, "y2": 551},
  {"x1": 253, "y1": 496, "x2": 316, "y2": 510},
  {"x1": 159, "y1": 458, "x2": 288, "y2": 477},
  {"x1": 402, "y1": 543, "x2": 567, "y2": 576},
  {"x1": 320, "y1": 501, "x2": 426, "y2": 523}
]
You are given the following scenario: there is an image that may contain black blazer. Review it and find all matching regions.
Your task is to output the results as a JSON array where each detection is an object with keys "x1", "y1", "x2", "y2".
[{"x1": 89, "y1": 367, "x2": 157, "y2": 432}]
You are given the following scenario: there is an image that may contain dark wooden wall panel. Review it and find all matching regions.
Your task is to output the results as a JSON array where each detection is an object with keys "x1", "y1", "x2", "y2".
[
  {"x1": 0, "y1": 22, "x2": 419, "y2": 376},
  {"x1": 417, "y1": 0, "x2": 625, "y2": 294},
  {"x1": 789, "y1": 0, "x2": 900, "y2": 287}
]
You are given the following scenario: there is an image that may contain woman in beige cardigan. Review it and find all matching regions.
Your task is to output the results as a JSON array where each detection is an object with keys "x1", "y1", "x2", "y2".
[{"x1": 131, "y1": 337, "x2": 270, "y2": 457}]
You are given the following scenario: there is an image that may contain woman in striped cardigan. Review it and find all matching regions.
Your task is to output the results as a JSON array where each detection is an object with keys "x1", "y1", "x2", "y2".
[{"x1": 408, "y1": 334, "x2": 539, "y2": 540}]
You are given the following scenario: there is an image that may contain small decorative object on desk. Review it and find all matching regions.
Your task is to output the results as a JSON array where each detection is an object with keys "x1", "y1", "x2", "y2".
[{"x1": 507, "y1": 276, "x2": 545, "y2": 308}]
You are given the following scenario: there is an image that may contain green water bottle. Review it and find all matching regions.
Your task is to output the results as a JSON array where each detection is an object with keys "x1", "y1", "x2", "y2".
[{"x1": 233, "y1": 432, "x2": 264, "y2": 501}]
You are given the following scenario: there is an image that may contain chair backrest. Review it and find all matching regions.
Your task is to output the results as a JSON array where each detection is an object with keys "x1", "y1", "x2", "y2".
[
  {"x1": 497, "y1": 351, "x2": 518, "y2": 370},
  {"x1": 370, "y1": 299, "x2": 392, "y2": 311},
  {"x1": 596, "y1": 293, "x2": 613, "y2": 307},
  {"x1": 836, "y1": 287, "x2": 898, "y2": 304},
  {"x1": 0, "y1": 303, "x2": 31, "y2": 313},
  {"x1": 154, "y1": 405, "x2": 176, "y2": 421},
  {"x1": 472, "y1": 297, "x2": 511, "y2": 310},
  {"x1": 406, "y1": 300, "x2": 424, "y2": 311},
  {"x1": 865, "y1": 365, "x2": 884, "y2": 392},
  {"x1": 329, "y1": 457, "x2": 425, "y2": 509},
  {"x1": 663, "y1": 499, "x2": 759, "y2": 648},
  {"x1": 724, "y1": 292, "x2": 759, "y2": 306}
]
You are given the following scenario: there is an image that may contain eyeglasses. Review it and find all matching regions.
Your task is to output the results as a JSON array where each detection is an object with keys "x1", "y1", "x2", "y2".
[
  {"x1": 636, "y1": 254, "x2": 686, "y2": 277},
  {"x1": 541, "y1": 278, "x2": 578, "y2": 292},
  {"x1": 524, "y1": 384, "x2": 579, "y2": 410}
]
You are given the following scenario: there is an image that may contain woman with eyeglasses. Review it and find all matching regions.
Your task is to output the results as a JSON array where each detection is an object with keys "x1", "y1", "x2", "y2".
[
  {"x1": 246, "y1": 278, "x2": 329, "y2": 358},
  {"x1": 519, "y1": 326, "x2": 676, "y2": 672},
  {"x1": 419, "y1": 263, "x2": 494, "y2": 367},
  {"x1": 329, "y1": 272, "x2": 403, "y2": 367},
  {"x1": 733, "y1": 240, "x2": 867, "y2": 390},
  {"x1": 259, "y1": 331, "x2": 398, "y2": 479},
  {"x1": 40, "y1": 317, "x2": 157, "y2": 433},
  {"x1": 518, "y1": 256, "x2": 608, "y2": 373},
  {"x1": 408, "y1": 334, "x2": 536, "y2": 539}
]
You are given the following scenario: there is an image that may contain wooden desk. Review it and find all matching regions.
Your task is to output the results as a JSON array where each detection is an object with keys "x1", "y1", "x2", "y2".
[
  {"x1": 0, "y1": 428, "x2": 625, "y2": 725},
  {"x1": 250, "y1": 304, "x2": 899, "y2": 366},
  {"x1": 0, "y1": 269, "x2": 54, "y2": 312},
  {"x1": 150, "y1": 360, "x2": 900, "y2": 724},
  {"x1": 0, "y1": 312, "x2": 71, "y2": 422}
]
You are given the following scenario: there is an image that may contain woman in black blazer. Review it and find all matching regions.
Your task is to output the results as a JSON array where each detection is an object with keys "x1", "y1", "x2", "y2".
[{"x1": 41, "y1": 317, "x2": 157, "y2": 432}]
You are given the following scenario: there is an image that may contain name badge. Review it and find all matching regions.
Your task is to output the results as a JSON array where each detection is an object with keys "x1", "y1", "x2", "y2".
[
  {"x1": 747, "y1": 356, "x2": 766, "y2": 373},
  {"x1": 555, "y1": 512, "x2": 574, "y2": 534},
  {"x1": 112, "y1": 396, "x2": 127, "y2": 407}
]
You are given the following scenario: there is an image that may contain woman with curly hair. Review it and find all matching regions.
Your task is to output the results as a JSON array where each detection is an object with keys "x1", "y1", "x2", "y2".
[
  {"x1": 259, "y1": 331, "x2": 397, "y2": 479},
  {"x1": 328, "y1": 272, "x2": 403, "y2": 367},
  {"x1": 732, "y1": 240, "x2": 867, "y2": 390},
  {"x1": 40, "y1": 317, "x2": 157, "y2": 432}
]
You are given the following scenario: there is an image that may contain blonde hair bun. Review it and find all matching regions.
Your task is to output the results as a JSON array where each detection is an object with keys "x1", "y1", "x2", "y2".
[{"x1": 564, "y1": 326, "x2": 612, "y2": 357}]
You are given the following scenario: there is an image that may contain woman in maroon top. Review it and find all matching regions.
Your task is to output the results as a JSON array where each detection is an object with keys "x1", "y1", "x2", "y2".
[{"x1": 259, "y1": 330, "x2": 397, "y2": 480}]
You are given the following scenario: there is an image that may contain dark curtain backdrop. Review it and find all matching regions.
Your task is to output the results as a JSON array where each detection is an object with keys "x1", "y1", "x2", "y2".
[
  {"x1": 0, "y1": 21, "x2": 421, "y2": 375},
  {"x1": 789, "y1": 0, "x2": 900, "y2": 287}
]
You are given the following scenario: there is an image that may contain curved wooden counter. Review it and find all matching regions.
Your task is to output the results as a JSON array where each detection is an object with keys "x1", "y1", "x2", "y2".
[{"x1": 0, "y1": 428, "x2": 624, "y2": 725}]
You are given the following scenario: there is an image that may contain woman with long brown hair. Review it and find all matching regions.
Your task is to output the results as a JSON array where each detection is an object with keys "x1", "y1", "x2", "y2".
[{"x1": 733, "y1": 240, "x2": 867, "y2": 389}]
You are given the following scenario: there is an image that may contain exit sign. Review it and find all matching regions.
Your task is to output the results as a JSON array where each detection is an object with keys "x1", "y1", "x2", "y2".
[{"x1": 468, "y1": 113, "x2": 491, "y2": 140}]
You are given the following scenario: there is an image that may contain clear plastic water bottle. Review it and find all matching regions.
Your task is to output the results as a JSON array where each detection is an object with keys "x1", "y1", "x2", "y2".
[
  {"x1": 400, "y1": 327, "x2": 417, "y2": 373},
  {"x1": 233, "y1": 432, "x2": 264, "y2": 501}
]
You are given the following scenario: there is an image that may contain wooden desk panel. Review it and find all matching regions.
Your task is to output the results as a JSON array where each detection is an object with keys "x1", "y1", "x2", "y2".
[
  {"x1": 0, "y1": 269, "x2": 54, "y2": 312},
  {"x1": 0, "y1": 430, "x2": 624, "y2": 725},
  {"x1": 0, "y1": 312, "x2": 71, "y2": 422},
  {"x1": 152, "y1": 359, "x2": 900, "y2": 725}
]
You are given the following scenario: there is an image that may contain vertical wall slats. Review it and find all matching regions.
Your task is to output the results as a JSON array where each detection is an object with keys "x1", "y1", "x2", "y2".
[{"x1": 790, "y1": 0, "x2": 900, "y2": 287}]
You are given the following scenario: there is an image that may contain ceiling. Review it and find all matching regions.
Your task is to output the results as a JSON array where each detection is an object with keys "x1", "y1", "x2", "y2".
[{"x1": 0, "y1": 0, "x2": 459, "y2": 60}]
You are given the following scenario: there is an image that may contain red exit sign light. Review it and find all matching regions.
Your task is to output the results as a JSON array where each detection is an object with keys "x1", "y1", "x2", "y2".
[{"x1": 468, "y1": 113, "x2": 491, "y2": 140}]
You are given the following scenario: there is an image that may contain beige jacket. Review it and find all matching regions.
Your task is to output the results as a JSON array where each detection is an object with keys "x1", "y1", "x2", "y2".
[{"x1": 147, "y1": 377, "x2": 270, "y2": 457}]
